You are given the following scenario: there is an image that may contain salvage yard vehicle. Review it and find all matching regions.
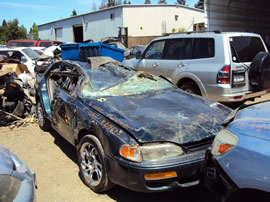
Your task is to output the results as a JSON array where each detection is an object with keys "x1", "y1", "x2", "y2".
[
  {"x1": 0, "y1": 145, "x2": 36, "y2": 202},
  {"x1": 6, "y1": 40, "x2": 63, "y2": 48},
  {"x1": 36, "y1": 57, "x2": 231, "y2": 193},
  {"x1": 202, "y1": 101, "x2": 270, "y2": 202},
  {"x1": 123, "y1": 31, "x2": 270, "y2": 105},
  {"x1": 0, "y1": 47, "x2": 40, "y2": 73}
]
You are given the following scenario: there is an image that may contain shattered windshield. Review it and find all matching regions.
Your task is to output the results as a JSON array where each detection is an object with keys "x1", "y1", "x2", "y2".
[{"x1": 81, "y1": 64, "x2": 173, "y2": 98}]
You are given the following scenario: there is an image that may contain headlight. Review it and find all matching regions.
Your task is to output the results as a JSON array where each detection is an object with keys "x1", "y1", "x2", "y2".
[
  {"x1": 211, "y1": 129, "x2": 238, "y2": 157},
  {"x1": 120, "y1": 143, "x2": 184, "y2": 162}
]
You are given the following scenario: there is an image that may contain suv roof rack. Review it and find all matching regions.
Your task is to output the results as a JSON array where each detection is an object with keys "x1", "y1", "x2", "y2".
[{"x1": 164, "y1": 30, "x2": 221, "y2": 36}]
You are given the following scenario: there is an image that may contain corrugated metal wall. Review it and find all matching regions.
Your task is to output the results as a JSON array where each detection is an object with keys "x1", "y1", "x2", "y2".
[{"x1": 205, "y1": 0, "x2": 270, "y2": 39}]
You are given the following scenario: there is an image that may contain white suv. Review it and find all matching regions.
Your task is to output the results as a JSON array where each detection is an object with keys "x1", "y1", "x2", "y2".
[{"x1": 124, "y1": 31, "x2": 270, "y2": 104}]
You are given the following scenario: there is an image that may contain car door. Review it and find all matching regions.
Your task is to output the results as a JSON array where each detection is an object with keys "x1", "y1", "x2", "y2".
[
  {"x1": 50, "y1": 64, "x2": 80, "y2": 145},
  {"x1": 135, "y1": 40, "x2": 166, "y2": 75},
  {"x1": 135, "y1": 38, "x2": 191, "y2": 81},
  {"x1": 156, "y1": 38, "x2": 192, "y2": 80}
]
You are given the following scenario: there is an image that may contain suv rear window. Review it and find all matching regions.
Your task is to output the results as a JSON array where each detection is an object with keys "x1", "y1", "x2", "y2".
[
  {"x1": 191, "y1": 38, "x2": 215, "y2": 59},
  {"x1": 230, "y1": 36, "x2": 266, "y2": 63}
]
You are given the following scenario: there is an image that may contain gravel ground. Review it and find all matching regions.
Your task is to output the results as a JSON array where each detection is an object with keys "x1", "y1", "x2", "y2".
[{"x1": 0, "y1": 94, "x2": 269, "y2": 202}]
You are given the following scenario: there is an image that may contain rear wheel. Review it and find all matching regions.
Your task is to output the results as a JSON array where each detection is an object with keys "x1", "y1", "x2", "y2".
[
  {"x1": 179, "y1": 81, "x2": 201, "y2": 95},
  {"x1": 37, "y1": 100, "x2": 51, "y2": 131},
  {"x1": 77, "y1": 135, "x2": 114, "y2": 193}
]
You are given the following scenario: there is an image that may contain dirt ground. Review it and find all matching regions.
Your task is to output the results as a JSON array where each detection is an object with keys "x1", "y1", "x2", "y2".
[{"x1": 1, "y1": 94, "x2": 269, "y2": 202}]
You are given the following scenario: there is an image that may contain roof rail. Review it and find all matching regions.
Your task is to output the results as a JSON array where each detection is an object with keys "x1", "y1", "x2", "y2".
[{"x1": 164, "y1": 30, "x2": 221, "y2": 36}]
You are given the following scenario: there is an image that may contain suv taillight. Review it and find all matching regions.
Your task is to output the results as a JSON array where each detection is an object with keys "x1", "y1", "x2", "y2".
[{"x1": 217, "y1": 65, "x2": 230, "y2": 84}]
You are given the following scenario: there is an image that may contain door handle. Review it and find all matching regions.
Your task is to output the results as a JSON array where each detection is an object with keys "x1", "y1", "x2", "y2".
[
  {"x1": 178, "y1": 63, "x2": 185, "y2": 68},
  {"x1": 152, "y1": 63, "x2": 158, "y2": 68}
]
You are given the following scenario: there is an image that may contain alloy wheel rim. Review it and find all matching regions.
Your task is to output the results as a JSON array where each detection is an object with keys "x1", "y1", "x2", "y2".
[{"x1": 80, "y1": 142, "x2": 102, "y2": 186}]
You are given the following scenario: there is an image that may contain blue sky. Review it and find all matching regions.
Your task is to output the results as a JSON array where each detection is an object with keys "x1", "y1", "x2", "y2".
[{"x1": 0, "y1": 0, "x2": 198, "y2": 32}]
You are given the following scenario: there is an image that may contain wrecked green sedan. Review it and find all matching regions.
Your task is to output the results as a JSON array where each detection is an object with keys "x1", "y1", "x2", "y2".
[{"x1": 36, "y1": 57, "x2": 231, "y2": 193}]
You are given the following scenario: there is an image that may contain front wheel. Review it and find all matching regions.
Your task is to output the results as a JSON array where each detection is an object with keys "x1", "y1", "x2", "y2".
[
  {"x1": 77, "y1": 135, "x2": 114, "y2": 193},
  {"x1": 179, "y1": 81, "x2": 201, "y2": 95},
  {"x1": 37, "y1": 100, "x2": 51, "y2": 131}
]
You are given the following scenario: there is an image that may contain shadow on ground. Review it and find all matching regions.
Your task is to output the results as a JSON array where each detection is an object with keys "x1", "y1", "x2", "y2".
[
  {"x1": 49, "y1": 129, "x2": 77, "y2": 164},
  {"x1": 105, "y1": 185, "x2": 215, "y2": 202}
]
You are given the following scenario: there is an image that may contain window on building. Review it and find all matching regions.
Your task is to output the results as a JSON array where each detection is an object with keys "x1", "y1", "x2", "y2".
[{"x1": 110, "y1": 13, "x2": 115, "y2": 21}]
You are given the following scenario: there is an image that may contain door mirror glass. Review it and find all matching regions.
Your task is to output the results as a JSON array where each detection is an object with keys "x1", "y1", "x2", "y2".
[
  {"x1": 135, "y1": 51, "x2": 142, "y2": 59},
  {"x1": 21, "y1": 56, "x2": 27, "y2": 63}
]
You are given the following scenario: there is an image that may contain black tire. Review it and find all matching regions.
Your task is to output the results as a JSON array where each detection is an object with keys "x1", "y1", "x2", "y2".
[
  {"x1": 179, "y1": 81, "x2": 201, "y2": 95},
  {"x1": 37, "y1": 100, "x2": 51, "y2": 131},
  {"x1": 77, "y1": 135, "x2": 114, "y2": 193}
]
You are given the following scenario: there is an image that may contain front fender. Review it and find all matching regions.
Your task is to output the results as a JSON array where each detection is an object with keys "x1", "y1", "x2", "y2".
[{"x1": 75, "y1": 101, "x2": 138, "y2": 159}]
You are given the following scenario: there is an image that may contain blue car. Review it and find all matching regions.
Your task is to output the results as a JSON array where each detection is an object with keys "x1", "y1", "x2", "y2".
[
  {"x1": 203, "y1": 101, "x2": 270, "y2": 202},
  {"x1": 0, "y1": 146, "x2": 37, "y2": 202},
  {"x1": 36, "y1": 57, "x2": 231, "y2": 193}
]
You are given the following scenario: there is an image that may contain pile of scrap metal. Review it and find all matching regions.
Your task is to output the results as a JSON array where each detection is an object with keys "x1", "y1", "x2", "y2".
[
  {"x1": 35, "y1": 46, "x2": 61, "y2": 73},
  {"x1": 0, "y1": 62, "x2": 35, "y2": 127}
]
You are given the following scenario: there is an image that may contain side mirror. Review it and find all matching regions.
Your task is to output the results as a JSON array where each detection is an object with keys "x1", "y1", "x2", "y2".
[
  {"x1": 21, "y1": 56, "x2": 27, "y2": 63},
  {"x1": 136, "y1": 51, "x2": 142, "y2": 59}
]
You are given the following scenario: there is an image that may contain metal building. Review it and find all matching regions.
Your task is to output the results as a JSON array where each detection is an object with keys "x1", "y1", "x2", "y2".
[
  {"x1": 205, "y1": 0, "x2": 270, "y2": 42},
  {"x1": 38, "y1": 4, "x2": 204, "y2": 47}
]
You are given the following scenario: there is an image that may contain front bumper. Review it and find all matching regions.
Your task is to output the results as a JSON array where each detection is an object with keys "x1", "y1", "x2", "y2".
[
  {"x1": 107, "y1": 149, "x2": 206, "y2": 192},
  {"x1": 202, "y1": 149, "x2": 238, "y2": 200}
]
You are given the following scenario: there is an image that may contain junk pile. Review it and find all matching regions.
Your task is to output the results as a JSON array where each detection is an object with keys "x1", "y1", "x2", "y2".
[
  {"x1": 0, "y1": 63, "x2": 35, "y2": 127},
  {"x1": 35, "y1": 45, "x2": 61, "y2": 73}
]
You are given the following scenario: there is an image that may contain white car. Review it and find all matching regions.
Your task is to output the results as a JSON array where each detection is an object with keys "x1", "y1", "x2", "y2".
[
  {"x1": 0, "y1": 47, "x2": 40, "y2": 73},
  {"x1": 29, "y1": 47, "x2": 46, "y2": 56}
]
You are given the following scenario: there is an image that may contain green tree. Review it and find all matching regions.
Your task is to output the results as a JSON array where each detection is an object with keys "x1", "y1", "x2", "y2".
[
  {"x1": 158, "y1": 0, "x2": 167, "y2": 4},
  {"x1": 1, "y1": 19, "x2": 27, "y2": 42},
  {"x1": 0, "y1": 20, "x2": 8, "y2": 44},
  {"x1": 195, "y1": 0, "x2": 204, "y2": 9},
  {"x1": 100, "y1": 0, "x2": 122, "y2": 8},
  {"x1": 2, "y1": 20, "x2": 7, "y2": 27},
  {"x1": 72, "y1": 9, "x2": 77, "y2": 16},
  {"x1": 30, "y1": 23, "x2": 38, "y2": 40},
  {"x1": 123, "y1": 0, "x2": 127, "y2": 3},
  {"x1": 145, "y1": 0, "x2": 151, "y2": 4},
  {"x1": 176, "y1": 0, "x2": 186, "y2": 5},
  {"x1": 128, "y1": 0, "x2": 131, "y2": 3}
]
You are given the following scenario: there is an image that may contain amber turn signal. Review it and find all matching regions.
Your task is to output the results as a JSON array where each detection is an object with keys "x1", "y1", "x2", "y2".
[
  {"x1": 144, "y1": 171, "x2": 177, "y2": 180},
  {"x1": 120, "y1": 145, "x2": 136, "y2": 158},
  {"x1": 218, "y1": 144, "x2": 232, "y2": 154}
]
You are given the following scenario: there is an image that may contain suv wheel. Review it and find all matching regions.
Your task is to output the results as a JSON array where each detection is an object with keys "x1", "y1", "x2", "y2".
[{"x1": 179, "y1": 81, "x2": 201, "y2": 95}]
